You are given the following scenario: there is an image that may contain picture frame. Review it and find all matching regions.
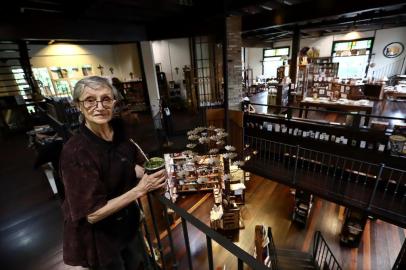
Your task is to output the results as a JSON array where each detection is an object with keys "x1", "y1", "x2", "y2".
[{"x1": 383, "y1": 42, "x2": 404, "y2": 58}]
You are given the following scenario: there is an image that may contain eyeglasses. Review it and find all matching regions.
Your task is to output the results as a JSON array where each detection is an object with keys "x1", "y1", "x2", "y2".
[{"x1": 79, "y1": 97, "x2": 115, "y2": 109}]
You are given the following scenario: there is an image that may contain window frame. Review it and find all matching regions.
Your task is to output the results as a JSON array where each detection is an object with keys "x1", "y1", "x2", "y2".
[
  {"x1": 331, "y1": 37, "x2": 374, "y2": 55},
  {"x1": 331, "y1": 37, "x2": 375, "y2": 79},
  {"x1": 262, "y1": 46, "x2": 290, "y2": 76}
]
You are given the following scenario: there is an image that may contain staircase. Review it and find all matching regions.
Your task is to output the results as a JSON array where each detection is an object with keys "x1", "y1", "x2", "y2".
[
  {"x1": 256, "y1": 227, "x2": 342, "y2": 270},
  {"x1": 277, "y1": 248, "x2": 316, "y2": 270}
]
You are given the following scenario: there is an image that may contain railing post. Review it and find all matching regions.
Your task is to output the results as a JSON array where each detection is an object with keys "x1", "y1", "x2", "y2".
[
  {"x1": 292, "y1": 145, "x2": 300, "y2": 185},
  {"x1": 287, "y1": 106, "x2": 292, "y2": 120},
  {"x1": 181, "y1": 218, "x2": 194, "y2": 270},
  {"x1": 206, "y1": 236, "x2": 214, "y2": 270},
  {"x1": 163, "y1": 204, "x2": 178, "y2": 269},
  {"x1": 367, "y1": 163, "x2": 385, "y2": 210},
  {"x1": 350, "y1": 112, "x2": 361, "y2": 130},
  {"x1": 146, "y1": 193, "x2": 167, "y2": 269},
  {"x1": 238, "y1": 258, "x2": 243, "y2": 270},
  {"x1": 137, "y1": 199, "x2": 159, "y2": 270}
]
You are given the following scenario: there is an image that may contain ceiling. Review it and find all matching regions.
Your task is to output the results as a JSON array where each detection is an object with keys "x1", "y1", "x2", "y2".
[
  {"x1": 0, "y1": 0, "x2": 405, "y2": 43},
  {"x1": 241, "y1": 0, "x2": 406, "y2": 43}
]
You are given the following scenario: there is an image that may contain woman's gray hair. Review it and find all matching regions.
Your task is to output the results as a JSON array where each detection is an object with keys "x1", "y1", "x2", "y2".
[{"x1": 73, "y1": 76, "x2": 119, "y2": 103}]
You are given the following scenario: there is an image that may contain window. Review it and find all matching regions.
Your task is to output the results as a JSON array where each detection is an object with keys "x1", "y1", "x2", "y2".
[
  {"x1": 194, "y1": 36, "x2": 222, "y2": 107},
  {"x1": 332, "y1": 38, "x2": 374, "y2": 79},
  {"x1": 263, "y1": 47, "x2": 290, "y2": 78}
]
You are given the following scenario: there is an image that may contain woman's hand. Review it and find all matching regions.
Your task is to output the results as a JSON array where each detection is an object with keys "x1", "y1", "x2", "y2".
[
  {"x1": 133, "y1": 169, "x2": 167, "y2": 197},
  {"x1": 87, "y1": 170, "x2": 166, "y2": 224}
]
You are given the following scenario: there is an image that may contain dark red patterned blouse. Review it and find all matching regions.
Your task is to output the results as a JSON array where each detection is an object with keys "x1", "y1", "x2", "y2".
[{"x1": 60, "y1": 119, "x2": 146, "y2": 267}]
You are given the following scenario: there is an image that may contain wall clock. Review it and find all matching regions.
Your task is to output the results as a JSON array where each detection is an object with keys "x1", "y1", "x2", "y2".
[{"x1": 383, "y1": 42, "x2": 404, "y2": 58}]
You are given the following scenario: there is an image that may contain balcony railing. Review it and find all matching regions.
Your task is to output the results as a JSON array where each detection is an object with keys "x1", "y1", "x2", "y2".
[{"x1": 243, "y1": 134, "x2": 406, "y2": 228}]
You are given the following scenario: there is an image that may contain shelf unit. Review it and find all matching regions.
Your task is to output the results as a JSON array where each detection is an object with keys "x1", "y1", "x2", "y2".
[
  {"x1": 307, "y1": 58, "x2": 339, "y2": 98},
  {"x1": 166, "y1": 153, "x2": 223, "y2": 197},
  {"x1": 122, "y1": 80, "x2": 148, "y2": 112},
  {"x1": 295, "y1": 65, "x2": 309, "y2": 100}
]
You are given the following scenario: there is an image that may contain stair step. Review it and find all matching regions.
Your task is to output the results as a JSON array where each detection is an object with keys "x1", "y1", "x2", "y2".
[
  {"x1": 277, "y1": 248, "x2": 313, "y2": 259},
  {"x1": 276, "y1": 249, "x2": 316, "y2": 270},
  {"x1": 278, "y1": 263, "x2": 316, "y2": 270}
]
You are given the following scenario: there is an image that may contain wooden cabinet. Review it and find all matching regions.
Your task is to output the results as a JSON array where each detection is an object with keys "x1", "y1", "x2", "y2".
[
  {"x1": 363, "y1": 84, "x2": 384, "y2": 100},
  {"x1": 340, "y1": 208, "x2": 367, "y2": 247},
  {"x1": 331, "y1": 83, "x2": 365, "y2": 100},
  {"x1": 276, "y1": 83, "x2": 290, "y2": 107},
  {"x1": 292, "y1": 190, "x2": 313, "y2": 226},
  {"x1": 268, "y1": 83, "x2": 290, "y2": 112}
]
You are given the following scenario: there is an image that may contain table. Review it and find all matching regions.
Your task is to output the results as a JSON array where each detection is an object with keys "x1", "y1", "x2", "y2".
[{"x1": 299, "y1": 99, "x2": 373, "y2": 125}]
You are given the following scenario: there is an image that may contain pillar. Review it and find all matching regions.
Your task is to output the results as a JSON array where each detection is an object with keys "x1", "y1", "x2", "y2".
[
  {"x1": 140, "y1": 41, "x2": 161, "y2": 129},
  {"x1": 225, "y1": 16, "x2": 243, "y2": 111},
  {"x1": 290, "y1": 26, "x2": 300, "y2": 83}
]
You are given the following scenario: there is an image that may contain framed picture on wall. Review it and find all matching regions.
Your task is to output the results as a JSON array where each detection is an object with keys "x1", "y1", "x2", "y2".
[{"x1": 383, "y1": 42, "x2": 404, "y2": 58}]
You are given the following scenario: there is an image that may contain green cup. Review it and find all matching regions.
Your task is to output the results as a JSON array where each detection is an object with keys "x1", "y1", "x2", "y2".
[
  {"x1": 144, "y1": 157, "x2": 165, "y2": 175},
  {"x1": 144, "y1": 157, "x2": 166, "y2": 195}
]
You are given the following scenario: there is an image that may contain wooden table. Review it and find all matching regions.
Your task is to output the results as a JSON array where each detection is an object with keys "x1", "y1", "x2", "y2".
[
  {"x1": 384, "y1": 90, "x2": 406, "y2": 100},
  {"x1": 299, "y1": 99, "x2": 373, "y2": 125}
]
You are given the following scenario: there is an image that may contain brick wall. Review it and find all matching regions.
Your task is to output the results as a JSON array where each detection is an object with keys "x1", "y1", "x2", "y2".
[{"x1": 226, "y1": 16, "x2": 242, "y2": 110}]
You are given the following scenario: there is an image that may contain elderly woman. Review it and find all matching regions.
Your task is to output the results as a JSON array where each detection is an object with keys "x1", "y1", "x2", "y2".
[{"x1": 60, "y1": 76, "x2": 165, "y2": 270}]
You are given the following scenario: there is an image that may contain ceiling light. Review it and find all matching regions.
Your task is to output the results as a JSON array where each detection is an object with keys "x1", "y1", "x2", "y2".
[
  {"x1": 260, "y1": 5, "x2": 273, "y2": 11},
  {"x1": 345, "y1": 31, "x2": 360, "y2": 40}
]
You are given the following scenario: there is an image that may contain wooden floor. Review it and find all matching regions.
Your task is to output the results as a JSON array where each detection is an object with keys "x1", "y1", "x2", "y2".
[
  {"x1": 154, "y1": 174, "x2": 405, "y2": 270},
  {"x1": 0, "y1": 94, "x2": 405, "y2": 270}
]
